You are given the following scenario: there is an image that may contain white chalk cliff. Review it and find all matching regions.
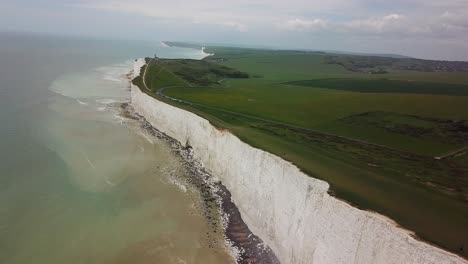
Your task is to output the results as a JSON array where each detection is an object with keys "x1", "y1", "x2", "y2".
[{"x1": 131, "y1": 59, "x2": 467, "y2": 264}]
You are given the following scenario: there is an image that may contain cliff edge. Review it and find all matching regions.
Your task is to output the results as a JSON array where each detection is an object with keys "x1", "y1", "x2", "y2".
[{"x1": 131, "y1": 59, "x2": 467, "y2": 264}]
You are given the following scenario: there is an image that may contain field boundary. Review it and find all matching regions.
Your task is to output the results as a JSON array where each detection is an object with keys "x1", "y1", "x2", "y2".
[
  {"x1": 154, "y1": 85, "x2": 423, "y2": 158},
  {"x1": 435, "y1": 146, "x2": 468, "y2": 160},
  {"x1": 145, "y1": 63, "x2": 465, "y2": 159},
  {"x1": 138, "y1": 56, "x2": 468, "y2": 258}
]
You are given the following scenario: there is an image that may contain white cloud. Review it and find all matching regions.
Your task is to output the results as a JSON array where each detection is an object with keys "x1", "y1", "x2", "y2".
[
  {"x1": 82, "y1": 0, "x2": 253, "y2": 32},
  {"x1": 81, "y1": 0, "x2": 357, "y2": 32},
  {"x1": 81, "y1": 0, "x2": 468, "y2": 38},
  {"x1": 191, "y1": 20, "x2": 248, "y2": 32},
  {"x1": 343, "y1": 14, "x2": 406, "y2": 34},
  {"x1": 223, "y1": 22, "x2": 249, "y2": 32},
  {"x1": 279, "y1": 18, "x2": 327, "y2": 32},
  {"x1": 72, "y1": 0, "x2": 468, "y2": 59},
  {"x1": 439, "y1": 11, "x2": 468, "y2": 29},
  {"x1": 338, "y1": 11, "x2": 468, "y2": 38}
]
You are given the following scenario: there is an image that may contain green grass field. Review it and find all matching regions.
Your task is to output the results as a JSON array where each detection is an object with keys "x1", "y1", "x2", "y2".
[
  {"x1": 286, "y1": 78, "x2": 468, "y2": 96},
  {"x1": 136, "y1": 47, "x2": 468, "y2": 258}
]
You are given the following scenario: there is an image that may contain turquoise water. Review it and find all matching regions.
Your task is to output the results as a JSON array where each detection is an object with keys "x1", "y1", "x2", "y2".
[{"x1": 0, "y1": 32, "x2": 232, "y2": 263}]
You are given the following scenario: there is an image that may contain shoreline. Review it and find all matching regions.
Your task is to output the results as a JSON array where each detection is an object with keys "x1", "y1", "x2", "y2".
[
  {"x1": 120, "y1": 102, "x2": 279, "y2": 263},
  {"x1": 201, "y1": 46, "x2": 214, "y2": 58},
  {"x1": 160, "y1": 41, "x2": 214, "y2": 59},
  {"x1": 126, "y1": 61, "x2": 277, "y2": 263}
]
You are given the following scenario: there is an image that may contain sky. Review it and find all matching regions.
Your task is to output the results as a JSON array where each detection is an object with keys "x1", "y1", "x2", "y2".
[{"x1": 1, "y1": 0, "x2": 468, "y2": 60}]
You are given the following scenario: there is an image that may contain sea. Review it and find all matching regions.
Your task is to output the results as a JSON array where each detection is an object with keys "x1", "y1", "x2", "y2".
[{"x1": 0, "y1": 32, "x2": 233, "y2": 264}]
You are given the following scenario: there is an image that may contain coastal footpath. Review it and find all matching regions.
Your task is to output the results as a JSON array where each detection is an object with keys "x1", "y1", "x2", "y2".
[{"x1": 131, "y1": 59, "x2": 467, "y2": 264}]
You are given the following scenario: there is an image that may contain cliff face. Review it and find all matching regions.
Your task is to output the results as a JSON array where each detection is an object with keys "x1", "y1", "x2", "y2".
[{"x1": 131, "y1": 60, "x2": 466, "y2": 264}]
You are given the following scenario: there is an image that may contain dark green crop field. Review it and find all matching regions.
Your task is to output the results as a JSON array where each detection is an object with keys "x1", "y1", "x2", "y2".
[
  {"x1": 136, "y1": 46, "x2": 468, "y2": 258},
  {"x1": 286, "y1": 78, "x2": 468, "y2": 96}
]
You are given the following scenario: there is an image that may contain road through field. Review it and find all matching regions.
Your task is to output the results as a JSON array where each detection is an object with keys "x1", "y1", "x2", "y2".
[
  {"x1": 155, "y1": 87, "x2": 420, "y2": 156},
  {"x1": 142, "y1": 60, "x2": 455, "y2": 159}
]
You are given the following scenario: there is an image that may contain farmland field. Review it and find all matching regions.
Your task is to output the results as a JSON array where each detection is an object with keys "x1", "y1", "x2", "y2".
[{"x1": 134, "y1": 45, "x2": 468, "y2": 258}]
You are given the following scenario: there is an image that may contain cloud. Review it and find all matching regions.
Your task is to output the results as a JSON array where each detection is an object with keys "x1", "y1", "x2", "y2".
[
  {"x1": 439, "y1": 11, "x2": 468, "y2": 29},
  {"x1": 343, "y1": 14, "x2": 406, "y2": 34},
  {"x1": 81, "y1": 0, "x2": 468, "y2": 38},
  {"x1": 279, "y1": 18, "x2": 327, "y2": 32},
  {"x1": 223, "y1": 22, "x2": 249, "y2": 32},
  {"x1": 81, "y1": 0, "x2": 253, "y2": 32},
  {"x1": 5, "y1": 0, "x2": 466, "y2": 59},
  {"x1": 338, "y1": 11, "x2": 468, "y2": 39},
  {"x1": 191, "y1": 19, "x2": 248, "y2": 32},
  {"x1": 80, "y1": 0, "x2": 358, "y2": 32}
]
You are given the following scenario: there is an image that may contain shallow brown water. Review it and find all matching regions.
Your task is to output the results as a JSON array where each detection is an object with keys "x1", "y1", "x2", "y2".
[{"x1": 0, "y1": 33, "x2": 233, "y2": 264}]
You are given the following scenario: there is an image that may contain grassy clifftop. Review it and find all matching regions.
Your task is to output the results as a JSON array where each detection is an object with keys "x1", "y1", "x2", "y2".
[
  {"x1": 137, "y1": 46, "x2": 468, "y2": 258},
  {"x1": 161, "y1": 59, "x2": 248, "y2": 86},
  {"x1": 136, "y1": 58, "x2": 248, "y2": 89}
]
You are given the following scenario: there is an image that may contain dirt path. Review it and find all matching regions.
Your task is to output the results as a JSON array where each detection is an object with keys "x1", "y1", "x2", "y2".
[{"x1": 435, "y1": 146, "x2": 468, "y2": 160}]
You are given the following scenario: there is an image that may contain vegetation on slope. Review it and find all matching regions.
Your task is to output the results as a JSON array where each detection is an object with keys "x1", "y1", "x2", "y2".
[
  {"x1": 137, "y1": 45, "x2": 468, "y2": 258},
  {"x1": 162, "y1": 59, "x2": 248, "y2": 86}
]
